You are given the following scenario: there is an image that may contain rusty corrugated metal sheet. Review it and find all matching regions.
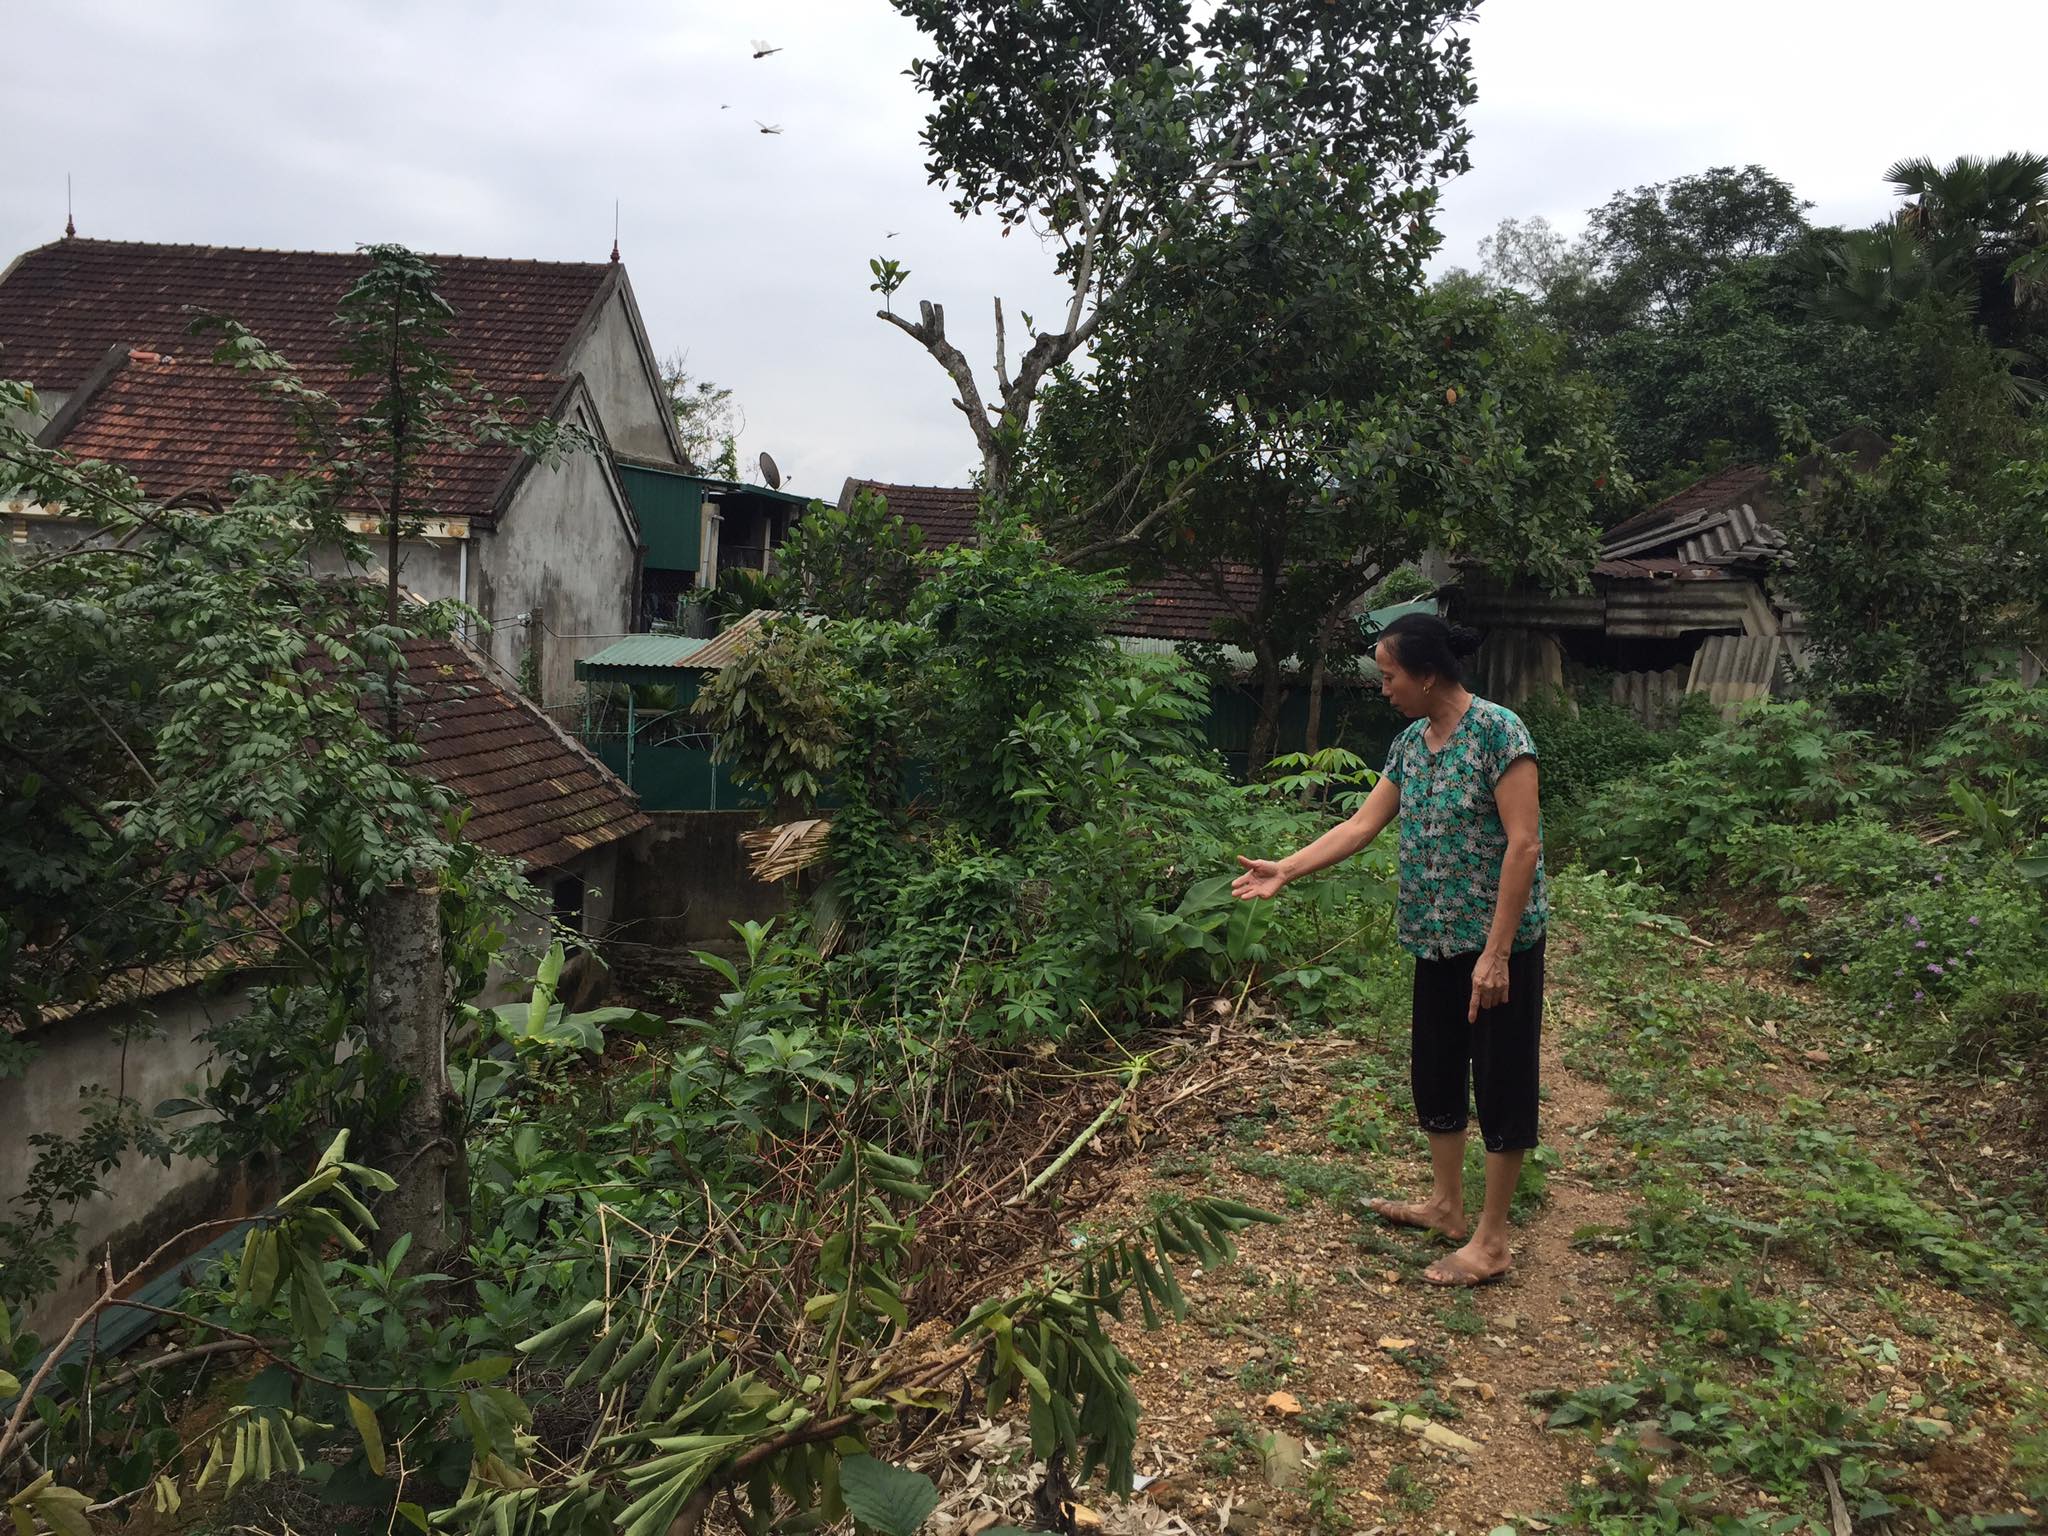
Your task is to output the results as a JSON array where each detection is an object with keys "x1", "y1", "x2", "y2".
[
  {"x1": 1679, "y1": 502, "x2": 1787, "y2": 566},
  {"x1": 1604, "y1": 584, "x2": 1757, "y2": 637},
  {"x1": 685, "y1": 608, "x2": 779, "y2": 670},
  {"x1": 1457, "y1": 585, "x2": 1605, "y2": 630},
  {"x1": 1471, "y1": 628, "x2": 1564, "y2": 707},
  {"x1": 1603, "y1": 465, "x2": 1775, "y2": 544},
  {"x1": 1609, "y1": 664, "x2": 1690, "y2": 723},
  {"x1": 1591, "y1": 556, "x2": 1729, "y2": 581},
  {"x1": 1686, "y1": 634, "x2": 1785, "y2": 714}
]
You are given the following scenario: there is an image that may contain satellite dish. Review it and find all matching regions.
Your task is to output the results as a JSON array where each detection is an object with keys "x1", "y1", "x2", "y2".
[{"x1": 758, "y1": 451, "x2": 782, "y2": 490}]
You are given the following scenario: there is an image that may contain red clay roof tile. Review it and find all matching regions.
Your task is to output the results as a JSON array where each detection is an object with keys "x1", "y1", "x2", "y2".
[
  {"x1": 851, "y1": 480, "x2": 1264, "y2": 643},
  {"x1": 397, "y1": 634, "x2": 647, "y2": 871},
  {"x1": 1, "y1": 238, "x2": 609, "y2": 394},
  {"x1": 47, "y1": 355, "x2": 540, "y2": 521}
]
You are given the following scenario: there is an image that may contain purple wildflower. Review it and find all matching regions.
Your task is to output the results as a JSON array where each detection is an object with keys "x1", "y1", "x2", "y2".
[
  {"x1": 1914, "y1": 990, "x2": 1925, "y2": 1001},
  {"x1": 1905, "y1": 914, "x2": 1922, "y2": 930},
  {"x1": 1933, "y1": 873, "x2": 1945, "y2": 885},
  {"x1": 1927, "y1": 963, "x2": 1945, "y2": 975},
  {"x1": 1968, "y1": 915, "x2": 1981, "y2": 927},
  {"x1": 1914, "y1": 939, "x2": 1929, "y2": 950}
]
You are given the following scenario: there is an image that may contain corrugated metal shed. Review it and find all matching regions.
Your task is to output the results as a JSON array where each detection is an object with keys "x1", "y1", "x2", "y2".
[
  {"x1": 1686, "y1": 634, "x2": 1785, "y2": 713},
  {"x1": 1604, "y1": 582, "x2": 1759, "y2": 638},
  {"x1": 1610, "y1": 664, "x2": 1691, "y2": 720},
  {"x1": 1470, "y1": 627, "x2": 1564, "y2": 706}
]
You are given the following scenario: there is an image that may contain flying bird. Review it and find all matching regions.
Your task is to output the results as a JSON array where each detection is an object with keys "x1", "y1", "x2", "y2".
[
  {"x1": 884, "y1": 230, "x2": 900, "y2": 239},
  {"x1": 756, "y1": 121, "x2": 783, "y2": 135},
  {"x1": 750, "y1": 39, "x2": 782, "y2": 57}
]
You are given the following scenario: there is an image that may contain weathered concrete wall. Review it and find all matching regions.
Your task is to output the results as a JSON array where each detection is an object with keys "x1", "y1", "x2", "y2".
[
  {"x1": 305, "y1": 536, "x2": 466, "y2": 606},
  {"x1": 564, "y1": 286, "x2": 678, "y2": 465},
  {"x1": 0, "y1": 985, "x2": 262, "y2": 1337},
  {"x1": 2, "y1": 386, "x2": 60, "y2": 437},
  {"x1": 6, "y1": 836, "x2": 636, "y2": 1334},
  {"x1": 480, "y1": 394, "x2": 640, "y2": 708},
  {"x1": 474, "y1": 841, "x2": 629, "y2": 1009},
  {"x1": 615, "y1": 812, "x2": 788, "y2": 947}
]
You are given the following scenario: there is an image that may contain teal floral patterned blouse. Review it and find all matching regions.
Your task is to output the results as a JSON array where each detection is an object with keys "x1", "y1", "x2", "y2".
[{"x1": 1381, "y1": 697, "x2": 1547, "y2": 960}]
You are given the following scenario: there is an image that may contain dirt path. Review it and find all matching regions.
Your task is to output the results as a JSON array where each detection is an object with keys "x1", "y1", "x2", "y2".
[
  {"x1": 1091, "y1": 988, "x2": 1643, "y2": 1533},
  {"x1": 921, "y1": 894, "x2": 2048, "y2": 1534}
]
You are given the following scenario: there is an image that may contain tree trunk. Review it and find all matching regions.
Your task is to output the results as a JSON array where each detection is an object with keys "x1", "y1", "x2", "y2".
[
  {"x1": 1300, "y1": 649, "x2": 1329, "y2": 805},
  {"x1": 365, "y1": 883, "x2": 454, "y2": 1274},
  {"x1": 1246, "y1": 652, "x2": 1288, "y2": 779},
  {"x1": 1299, "y1": 607, "x2": 1351, "y2": 802}
]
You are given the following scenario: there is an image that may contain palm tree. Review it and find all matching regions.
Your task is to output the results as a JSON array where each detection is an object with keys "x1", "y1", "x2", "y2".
[
  {"x1": 1886, "y1": 152, "x2": 2048, "y2": 252},
  {"x1": 1814, "y1": 152, "x2": 2048, "y2": 370},
  {"x1": 1879, "y1": 153, "x2": 2048, "y2": 345},
  {"x1": 1812, "y1": 219, "x2": 1951, "y2": 328}
]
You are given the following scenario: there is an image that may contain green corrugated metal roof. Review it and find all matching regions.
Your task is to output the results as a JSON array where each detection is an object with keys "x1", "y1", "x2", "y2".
[
  {"x1": 578, "y1": 634, "x2": 713, "y2": 673},
  {"x1": 1359, "y1": 597, "x2": 1439, "y2": 632},
  {"x1": 619, "y1": 462, "x2": 704, "y2": 572}
]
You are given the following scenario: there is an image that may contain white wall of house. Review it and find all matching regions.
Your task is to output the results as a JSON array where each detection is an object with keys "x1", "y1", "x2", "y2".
[
  {"x1": 478, "y1": 394, "x2": 641, "y2": 708},
  {"x1": 0, "y1": 985, "x2": 258, "y2": 1336},
  {"x1": 562, "y1": 283, "x2": 679, "y2": 466},
  {"x1": 5, "y1": 836, "x2": 634, "y2": 1337}
]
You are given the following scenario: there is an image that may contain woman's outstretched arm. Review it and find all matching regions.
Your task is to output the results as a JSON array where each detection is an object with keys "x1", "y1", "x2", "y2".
[{"x1": 1233, "y1": 772, "x2": 1400, "y2": 900}]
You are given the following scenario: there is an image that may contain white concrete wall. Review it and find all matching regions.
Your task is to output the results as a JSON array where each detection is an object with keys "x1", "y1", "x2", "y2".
[
  {"x1": 476, "y1": 396, "x2": 639, "y2": 708},
  {"x1": 562, "y1": 286, "x2": 678, "y2": 465},
  {"x1": 0, "y1": 987, "x2": 257, "y2": 1336},
  {"x1": 6, "y1": 835, "x2": 634, "y2": 1336}
]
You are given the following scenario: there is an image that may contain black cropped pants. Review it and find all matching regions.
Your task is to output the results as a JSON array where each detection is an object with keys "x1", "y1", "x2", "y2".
[{"x1": 1409, "y1": 936, "x2": 1545, "y2": 1153}]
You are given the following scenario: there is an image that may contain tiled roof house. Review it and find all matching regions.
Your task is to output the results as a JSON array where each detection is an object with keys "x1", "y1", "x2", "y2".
[{"x1": 0, "y1": 236, "x2": 688, "y2": 708}]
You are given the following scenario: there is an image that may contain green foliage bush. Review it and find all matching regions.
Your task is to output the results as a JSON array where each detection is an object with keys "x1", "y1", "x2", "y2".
[
  {"x1": 1581, "y1": 684, "x2": 2048, "y2": 1079},
  {"x1": 1518, "y1": 689, "x2": 1717, "y2": 812},
  {"x1": 1579, "y1": 700, "x2": 1911, "y2": 890},
  {"x1": 708, "y1": 512, "x2": 1402, "y2": 1048}
]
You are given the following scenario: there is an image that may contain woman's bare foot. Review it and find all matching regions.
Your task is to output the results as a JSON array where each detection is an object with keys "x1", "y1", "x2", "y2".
[
  {"x1": 1422, "y1": 1234, "x2": 1513, "y2": 1287},
  {"x1": 1365, "y1": 1196, "x2": 1468, "y2": 1241}
]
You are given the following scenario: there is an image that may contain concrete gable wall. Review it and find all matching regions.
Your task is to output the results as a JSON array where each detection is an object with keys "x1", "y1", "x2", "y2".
[
  {"x1": 563, "y1": 287, "x2": 678, "y2": 465},
  {"x1": 480, "y1": 391, "x2": 639, "y2": 707}
]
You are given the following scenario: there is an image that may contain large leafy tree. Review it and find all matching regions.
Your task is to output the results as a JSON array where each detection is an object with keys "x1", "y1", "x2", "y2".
[
  {"x1": 1480, "y1": 166, "x2": 1810, "y2": 343},
  {"x1": 1029, "y1": 156, "x2": 1625, "y2": 768},
  {"x1": 1473, "y1": 166, "x2": 1928, "y2": 486},
  {"x1": 659, "y1": 350, "x2": 744, "y2": 479},
  {"x1": 1589, "y1": 237, "x2": 1911, "y2": 493},
  {"x1": 882, "y1": 0, "x2": 1479, "y2": 501}
]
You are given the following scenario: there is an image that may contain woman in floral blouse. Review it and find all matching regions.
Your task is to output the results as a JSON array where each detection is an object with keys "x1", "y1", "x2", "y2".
[{"x1": 1232, "y1": 614, "x2": 1545, "y2": 1286}]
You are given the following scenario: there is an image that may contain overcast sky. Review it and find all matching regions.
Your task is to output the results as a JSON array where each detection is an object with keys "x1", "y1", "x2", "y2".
[{"x1": 7, "y1": 1, "x2": 2046, "y2": 492}]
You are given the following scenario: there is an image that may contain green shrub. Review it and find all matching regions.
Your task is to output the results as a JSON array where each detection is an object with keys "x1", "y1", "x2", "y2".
[
  {"x1": 1519, "y1": 689, "x2": 1716, "y2": 811},
  {"x1": 1722, "y1": 814, "x2": 1947, "y2": 901},
  {"x1": 1579, "y1": 700, "x2": 1911, "y2": 890}
]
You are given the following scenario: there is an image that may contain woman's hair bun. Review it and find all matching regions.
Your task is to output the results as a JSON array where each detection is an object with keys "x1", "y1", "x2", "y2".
[{"x1": 1447, "y1": 623, "x2": 1484, "y2": 659}]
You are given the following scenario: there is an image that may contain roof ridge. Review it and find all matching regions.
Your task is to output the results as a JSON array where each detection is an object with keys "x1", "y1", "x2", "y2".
[{"x1": 24, "y1": 237, "x2": 613, "y2": 272}]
